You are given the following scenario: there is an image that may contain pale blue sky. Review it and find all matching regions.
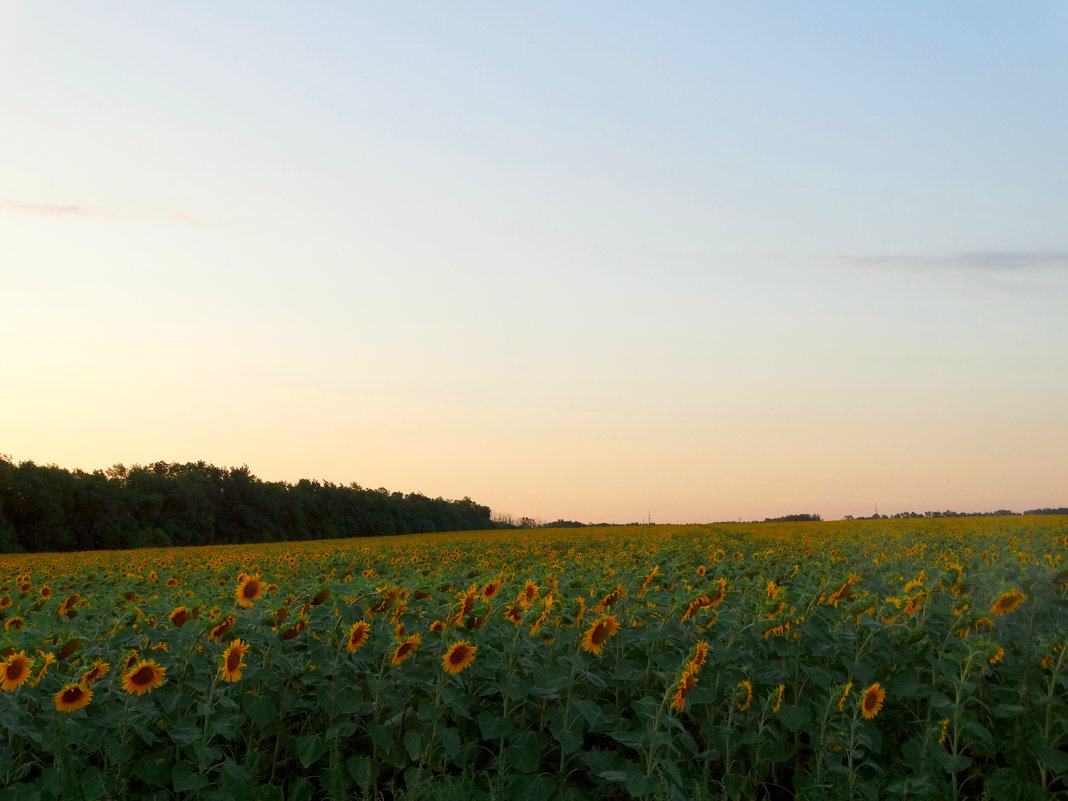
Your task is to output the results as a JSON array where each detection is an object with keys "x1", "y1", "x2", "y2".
[{"x1": 3, "y1": 2, "x2": 1067, "y2": 522}]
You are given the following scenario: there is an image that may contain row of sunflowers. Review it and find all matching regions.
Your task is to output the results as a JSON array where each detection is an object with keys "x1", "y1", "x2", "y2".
[{"x1": 1, "y1": 516, "x2": 1066, "y2": 800}]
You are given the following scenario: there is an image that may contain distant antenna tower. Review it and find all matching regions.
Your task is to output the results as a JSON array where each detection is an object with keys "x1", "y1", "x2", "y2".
[{"x1": 875, "y1": 502, "x2": 878, "y2": 517}]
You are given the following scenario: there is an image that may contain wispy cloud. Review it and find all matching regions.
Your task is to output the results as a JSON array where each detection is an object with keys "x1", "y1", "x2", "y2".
[
  {"x1": 2, "y1": 204, "x2": 200, "y2": 224},
  {"x1": 843, "y1": 250, "x2": 1068, "y2": 273},
  {"x1": 2, "y1": 203, "x2": 97, "y2": 218}
]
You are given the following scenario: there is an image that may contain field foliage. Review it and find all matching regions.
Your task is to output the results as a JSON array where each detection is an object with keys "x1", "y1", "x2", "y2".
[{"x1": 1, "y1": 517, "x2": 1066, "y2": 800}]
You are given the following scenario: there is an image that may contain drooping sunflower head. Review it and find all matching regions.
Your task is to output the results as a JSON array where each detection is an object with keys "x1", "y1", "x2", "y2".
[
  {"x1": 837, "y1": 681, "x2": 853, "y2": 711},
  {"x1": 4, "y1": 617, "x2": 25, "y2": 632},
  {"x1": 236, "y1": 575, "x2": 264, "y2": 608},
  {"x1": 0, "y1": 651, "x2": 34, "y2": 692},
  {"x1": 80, "y1": 660, "x2": 111, "y2": 687},
  {"x1": 670, "y1": 666, "x2": 698, "y2": 712},
  {"x1": 347, "y1": 621, "x2": 371, "y2": 653},
  {"x1": 481, "y1": 580, "x2": 501, "y2": 601},
  {"x1": 55, "y1": 683, "x2": 92, "y2": 712},
  {"x1": 690, "y1": 640, "x2": 709, "y2": 670},
  {"x1": 122, "y1": 659, "x2": 166, "y2": 696},
  {"x1": 390, "y1": 633, "x2": 421, "y2": 666},
  {"x1": 737, "y1": 679, "x2": 753, "y2": 712},
  {"x1": 581, "y1": 615, "x2": 620, "y2": 655},
  {"x1": 442, "y1": 641, "x2": 477, "y2": 674},
  {"x1": 504, "y1": 604, "x2": 524, "y2": 626},
  {"x1": 209, "y1": 614, "x2": 236, "y2": 642},
  {"x1": 860, "y1": 682, "x2": 885, "y2": 719},
  {"x1": 169, "y1": 606, "x2": 192, "y2": 628},
  {"x1": 990, "y1": 589, "x2": 1025, "y2": 617},
  {"x1": 220, "y1": 639, "x2": 249, "y2": 682}
]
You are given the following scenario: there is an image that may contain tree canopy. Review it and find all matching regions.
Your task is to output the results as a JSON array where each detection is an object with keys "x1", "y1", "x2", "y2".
[{"x1": 0, "y1": 457, "x2": 494, "y2": 553}]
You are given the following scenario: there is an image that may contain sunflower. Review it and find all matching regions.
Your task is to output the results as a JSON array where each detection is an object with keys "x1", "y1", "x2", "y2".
[
  {"x1": 670, "y1": 666, "x2": 698, "y2": 712},
  {"x1": 687, "y1": 641, "x2": 709, "y2": 672},
  {"x1": 209, "y1": 614, "x2": 236, "y2": 641},
  {"x1": 481, "y1": 580, "x2": 501, "y2": 601},
  {"x1": 737, "y1": 680, "x2": 753, "y2": 711},
  {"x1": 0, "y1": 651, "x2": 34, "y2": 691},
  {"x1": 80, "y1": 660, "x2": 110, "y2": 687},
  {"x1": 580, "y1": 615, "x2": 619, "y2": 655},
  {"x1": 40, "y1": 584, "x2": 52, "y2": 600},
  {"x1": 639, "y1": 565, "x2": 659, "y2": 598},
  {"x1": 31, "y1": 650, "x2": 57, "y2": 686},
  {"x1": 220, "y1": 639, "x2": 249, "y2": 682},
  {"x1": 860, "y1": 682, "x2": 885, "y2": 719},
  {"x1": 346, "y1": 621, "x2": 371, "y2": 653},
  {"x1": 236, "y1": 574, "x2": 264, "y2": 608},
  {"x1": 988, "y1": 646, "x2": 1005, "y2": 666},
  {"x1": 55, "y1": 683, "x2": 92, "y2": 712},
  {"x1": 121, "y1": 650, "x2": 140, "y2": 671},
  {"x1": 696, "y1": 565, "x2": 706, "y2": 577},
  {"x1": 772, "y1": 683, "x2": 785, "y2": 713},
  {"x1": 169, "y1": 606, "x2": 192, "y2": 628},
  {"x1": 122, "y1": 659, "x2": 166, "y2": 696},
  {"x1": 442, "y1": 641, "x2": 477, "y2": 674},
  {"x1": 4, "y1": 617, "x2": 25, "y2": 632},
  {"x1": 390, "y1": 633, "x2": 421, "y2": 666},
  {"x1": 280, "y1": 620, "x2": 307, "y2": 640},
  {"x1": 990, "y1": 589, "x2": 1025, "y2": 617},
  {"x1": 504, "y1": 604, "x2": 524, "y2": 626},
  {"x1": 838, "y1": 681, "x2": 853, "y2": 711}
]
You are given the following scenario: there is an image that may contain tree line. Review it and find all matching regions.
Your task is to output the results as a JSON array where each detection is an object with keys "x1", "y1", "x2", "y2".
[{"x1": 0, "y1": 457, "x2": 496, "y2": 553}]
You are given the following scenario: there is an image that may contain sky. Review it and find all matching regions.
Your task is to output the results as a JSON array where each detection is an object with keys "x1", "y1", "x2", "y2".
[{"x1": 2, "y1": 2, "x2": 1067, "y2": 523}]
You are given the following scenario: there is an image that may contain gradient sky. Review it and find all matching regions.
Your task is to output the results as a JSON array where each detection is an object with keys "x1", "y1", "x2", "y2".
[{"x1": 3, "y1": 2, "x2": 1067, "y2": 523}]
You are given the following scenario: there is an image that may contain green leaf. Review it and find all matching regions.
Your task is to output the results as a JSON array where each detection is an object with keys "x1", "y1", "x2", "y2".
[
  {"x1": 519, "y1": 775, "x2": 556, "y2": 801},
  {"x1": 367, "y1": 721, "x2": 393, "y2": 754},
  {"x1": 104, "y1": 734, "x2": 136, "y2": 765},
  {"x1": 346, "y1": 756, "x2": 372, "y2": 790},
  {"x1": 505, "y1": 745, "x2": 541, "y2": 774},
  {"x1": 933, "y1": 748, "x2": 971, "y2": 774},
  {"x1": 242, "y1": 694, "x2": 277, "y2": 730},
  {"x1": 778, "y1": 704, "x2": 812, "y2": 733},
  {"x1": 79, "y1": 768, "x2": 108, "y2": 801},
  {"x1": 167, "y1": 719, "x2": 202, "y2": 746},
  {"x1": 478, "y1": 711, "x2": 514, "y2": 740},
  {"x1": 295, "y1": 734, "x2": 327, "y2": 769},
  {"x1": 438, "y1": 726, "x2": 461, "y2": 760},
  {"x1": 404, "y1": 729, "x2": 423, "y2": 762},
  {"x1": 550, "y1": 718, "x2": 583, "y2": 755},
  {"x1": 288, "y1": 777, "x2": 313, "y2": 801},
  {"x1": 723, "y1": 774, "x2": 746, "y2": 800},
  {"x1": 172, "y1": 763, "x2": 210, "y2": 793},
  {"x1": 1035, "y1": 743, "x2": 1068, "y2": 774},
  {"x1": 625, "y1": 762, "x2": 658, "y2": 798},
  {"x1": 132, "y1": 757, "x2": 171, "y2": 789}
]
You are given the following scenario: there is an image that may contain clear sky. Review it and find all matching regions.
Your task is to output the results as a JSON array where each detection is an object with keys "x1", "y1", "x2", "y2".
[{"x1": 3, "y1": 2, "x2": 1067, "y2": 523}]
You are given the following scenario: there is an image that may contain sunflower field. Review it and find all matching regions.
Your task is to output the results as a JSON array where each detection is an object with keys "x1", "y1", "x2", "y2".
[{"x1": 1, "y1": 517, "x2": 1066, "y2": 801}]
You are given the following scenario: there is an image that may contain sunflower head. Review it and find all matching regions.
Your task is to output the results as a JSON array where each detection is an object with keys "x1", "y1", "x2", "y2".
[
  {"x1": 169, "y1": 606, "x2": 192, "y2": 628},
  {"x1": 670, "y1": 666, "x2": 698, "y2": 712},
  {"x1": 737, "y1": 679, "x2": 753, "y2": 712},
  {"x1": 55, "y1": 683, "x2": 92, "y2": 712},
  {"x1": 860, "y1": 682, "x2": 885, "y2": 719},
  {"x1": 442, "y1": 641, "x2": 477, "y2": 674},
  {"x1": 220, "y1": 639, "x2": 249, "y2": 682},
  {"x1": 390, "y1": 633, "x2": 422, "y2": 666},
  {"x1": 581, "y1": 615, "x2": 620, "y2": 655},
  {"x1": 0, "y1": 651, "x2": 34, "y2": 692},
  {"x1": 236, "y1": 575, "x2": 264, "y2": 608},
  {"x1": 80, "y1": 660, "x2": 111, "y2": 687},
  {"x1": 990, "y1": 589, "x2": 1025, "y2": 617},
  {"x1": 122, "y1": 659, "x2": 167, "y2": 696},
  {"x1": 347, "y1": 621, "x2": 371, "y2": 653}
]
